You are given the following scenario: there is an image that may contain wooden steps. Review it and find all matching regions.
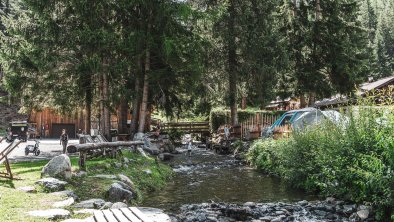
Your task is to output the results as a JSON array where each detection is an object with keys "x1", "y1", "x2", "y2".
[{"x1": 93, "y1": 207, "x2": 153, "y2": 222}]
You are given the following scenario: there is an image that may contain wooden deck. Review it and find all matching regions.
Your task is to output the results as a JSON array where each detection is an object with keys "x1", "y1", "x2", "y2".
[{"x1": 93, "y1": 207, "x2": 153, "y2": 222}]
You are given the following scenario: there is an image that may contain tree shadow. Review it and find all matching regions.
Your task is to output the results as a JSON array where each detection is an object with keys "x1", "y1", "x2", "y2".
[{"x1": 0, "y1": 179, "x2": 15, "y2": 189}]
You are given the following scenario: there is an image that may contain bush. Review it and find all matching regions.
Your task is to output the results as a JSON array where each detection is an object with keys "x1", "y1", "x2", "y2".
[{"x1": 247, "y1": 101, "x2": 394, "y2": 220}]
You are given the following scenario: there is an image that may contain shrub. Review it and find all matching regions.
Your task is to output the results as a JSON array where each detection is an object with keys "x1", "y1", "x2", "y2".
[{"x1": 247, "y1": 101, "x2": 394, "y2": 220}]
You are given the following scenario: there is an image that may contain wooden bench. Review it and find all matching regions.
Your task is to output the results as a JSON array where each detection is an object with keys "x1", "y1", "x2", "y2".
[
  {"x1": 94, "y1": 207, "x2": 153, "y2": 222},
  {"x1": 0, "y1": 139, "x2": 23, "y2": 179}
]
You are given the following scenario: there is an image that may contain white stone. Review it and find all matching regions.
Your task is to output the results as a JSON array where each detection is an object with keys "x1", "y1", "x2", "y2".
[
  {"x1": 17, "y1": 186, "x2": 36, "y2": 193},
  {"x1": 357, "y1": 209, "x2": 369, "y2": 220},
  {"x1": 53, "y1": 197, "x2": 75, "y2": 208},
  {"x1": 28, "y1": 209, "x2": 70, "y2": 219},
  {"x1": 111, "y1": 202, "x2": 128, "y2": 209},
  {"x1": 138, "y1": 207, "x2": 171, "y2": 222},
  {"x1": 74, "y1": 209, "x2": 97, "y2": 215}
]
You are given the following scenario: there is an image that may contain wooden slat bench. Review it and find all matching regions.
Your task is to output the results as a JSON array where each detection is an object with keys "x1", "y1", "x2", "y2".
[{"x1": 93, "y1": 207, "x2": 153, "y2": 222}]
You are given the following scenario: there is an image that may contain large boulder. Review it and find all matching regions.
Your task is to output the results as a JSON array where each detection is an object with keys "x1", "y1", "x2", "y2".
[
  {"x1": 158, "y1": 153, "x2": 174, "y2": 161},
  {"x1": 118, "y1": 174, "x2": 136, "y2": 190},
  {"x1": 107, "y1": 182, "x2": 135, "y2": 203},
  {"x1": 138, "y1": 207, "x2": 171, "y2": 222},
  {"x1": 35, "y1": 177, "x2": 68, "y2": 192},
  {"x1": 42, "y1": 154, "x2": 72, "y2": 180}
]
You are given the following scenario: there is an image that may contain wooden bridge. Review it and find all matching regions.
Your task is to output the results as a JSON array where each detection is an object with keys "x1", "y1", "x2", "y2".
[
  {"x1": 160, "y1": 121, "x2": 210, "y2": 134},
  {"x1": 93, "y1": 207, "x2": 154, "y2": 222}
]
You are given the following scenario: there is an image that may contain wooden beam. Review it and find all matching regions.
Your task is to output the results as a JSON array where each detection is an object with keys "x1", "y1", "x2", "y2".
[{"x1": 67, "y1": 141, "x2": 144, "y2": 153}]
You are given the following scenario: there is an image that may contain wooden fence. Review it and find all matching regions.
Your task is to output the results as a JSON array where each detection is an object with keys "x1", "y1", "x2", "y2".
[
  {"x1": 160, "y1": 121, "x2": 210, "y2": 134},
  {"x1": 239, "y1": 112, "x2": 281, "y2": 140}
]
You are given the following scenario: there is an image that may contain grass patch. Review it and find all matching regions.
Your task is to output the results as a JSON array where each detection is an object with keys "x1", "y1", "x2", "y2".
[{"x1": 0, "y1": 151, "x2": 173, "y2": 222}]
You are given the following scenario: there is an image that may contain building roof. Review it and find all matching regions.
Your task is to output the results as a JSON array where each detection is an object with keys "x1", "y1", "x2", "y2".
[{"x1": 360, "y1": 75, "x2": 394, "y2": 91}]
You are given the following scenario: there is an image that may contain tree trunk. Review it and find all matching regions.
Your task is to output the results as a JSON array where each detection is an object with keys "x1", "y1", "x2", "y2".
[
  {"x1": 103, "y1": 72, "x2": 110, "y2": 140},
  {"x1": 300, "y1": 94, "x2": 307, "y2": 108},
  {"x1": 130, "y1": 72, "x2": 141, "y2": 137},
  {"x1": 117, "y1": 97, "x2": 128, "y2": 134},
  {"x1": 138, "y1": 49, "x2": 150, "y2": 133},
  {"x1": 308, "y1": 92, "x2": 316, "y2": 106},
  {"x1": 315, "y1": 0, "x2": 321, "y2": 21},
  {"x1": 99, "y1": 73, "x2": 104, "y2": 134},
  {"x1": 84, "y1": 80, "x2": 92, "y2": 135},
  {"x1": 228, "y1": 0, "x2": 238, "y2": 126}
]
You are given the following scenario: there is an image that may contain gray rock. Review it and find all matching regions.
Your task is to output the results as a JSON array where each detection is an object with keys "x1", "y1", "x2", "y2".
[
  {"x1": 158, "y1": 153, "x2": 174, "y2": 161},
  {"x1": 51, "y1": 190, "x2": 78, "y2": 200},
  {"x1": 53, "y1": 197, "x2": 75, "y2": 208},
  {"x1": 357, "y1": 209, "x2": 369, "y2": 220},
  {"x1": 17, "y1": 186, "x2": 36, "y2": 193},
  {"x1": 73, "y1": 209, "x2": 96, "y2": 215},
  {"x1": 143, "y1": 143, "x2": 160, "y2": 155},
  {"x1": 123, "y1": 157, "x2": 130, "y2": 164},
  {"x1": 107, "y1": 183, "x2": 135, "y2": 203},
  {"x1": 133, "y1": 133, "x2": 145, "y2": 141},
  {"x1": 343, "y1": 205, "x2": 357, "y2": 214},
  {"x1": 99, "y1": 202, "x2": 113, "y2": 210},
  {"x1": 73, "y1": 171, "x2": 87, "y2": 178},
  {"x1": 41, "y1": 154, "x2": 72, "y2": 179},
  {"x1": 111, "y1": 202, "x2": 128, "y2": 209},
  {"x1": 314, "y1": 210, "x2": 327, "y2": 217},
  {"x1": 118, "y1": 174, "x2": 136, "y2": 190},
  {"x1": 144, "y1": 169, "x2": 152, "y2": 175},
  {"x1": 74, "y1": 199, "x2": 105, "y2": 209},
  {"x1": 298, "y1": 200, "x2": 308, "y2": 206},
  {"x1": 271, "y1": 215, "x2": 286, "y2": 222},
  {"x1": 326, "y1": 197, "x2": 336, "y2": 204},
  {"x1": 114, "y1": 162, "x2": 122, "y2": 168},
  {"x1": 90, "y1": 174, "x2": 117, "y2": 179},
  {"x1": 35, "y1": 177, "x2": 67, "y2": 192},
  {"x1": 28, "y1": 209, "x2": 70, "y2": 220}
]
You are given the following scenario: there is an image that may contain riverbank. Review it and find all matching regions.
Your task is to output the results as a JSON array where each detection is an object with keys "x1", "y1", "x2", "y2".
[{"x1": 0, "y1": 150, "x2": 172, "y2": 221}]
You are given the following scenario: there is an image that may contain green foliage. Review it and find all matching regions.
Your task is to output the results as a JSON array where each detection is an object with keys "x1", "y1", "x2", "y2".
[{"x1": 247, "y1": 98, "x2": 394, "y2": 220}]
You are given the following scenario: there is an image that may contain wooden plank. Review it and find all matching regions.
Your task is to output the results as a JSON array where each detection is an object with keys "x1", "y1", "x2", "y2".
[
  {"x1": 94, "y1": 210, "x2": 107, "y2": 222},
  {"x1": 111, "y1": 209, "x2": 130, "y2": 222},
  {"x1": 129, "y1": 207, "x2": 153, "y2": 222},
  {"x1": 102, "y1": 209, "x2": 119, "y2": 222},
  {"x1": 120, "y1": 208, "x2": 141, "y2": 222}
]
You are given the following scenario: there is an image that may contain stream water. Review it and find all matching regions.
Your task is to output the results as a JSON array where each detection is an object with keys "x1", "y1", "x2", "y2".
[{"x1": 141, "y1": 147, "x2": 316, "y2": 214}]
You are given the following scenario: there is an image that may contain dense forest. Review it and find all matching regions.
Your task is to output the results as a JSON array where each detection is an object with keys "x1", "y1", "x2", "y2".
[{"x1": 0, "y1": 0, "x2": 393, "y2": 139}]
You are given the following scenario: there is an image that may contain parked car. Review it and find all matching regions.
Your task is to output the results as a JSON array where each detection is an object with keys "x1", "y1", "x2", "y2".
[
  {"x1": 262, "y1": 108, "x2": 345, "y2": 139},
  {"x1": 6, "y1": 121, "x2": 29, "y2": 142}
]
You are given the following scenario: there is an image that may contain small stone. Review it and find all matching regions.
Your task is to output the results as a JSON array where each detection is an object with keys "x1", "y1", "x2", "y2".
[
  {"x1": 243, "y1": 202, "x2": 255, "y2": 207},
  {"x1": 260, "y1": 216, "x2": 273, "y2": 221},
  {"x1": 53, "y1": 197, "x2": 75, "y2": 208},
  {"x1": 51, "y1": 190, "x2": 78, "y2": 200},
  {"x1": 271, "y1": 215, "x2": 286, "y2": 222},
  {"x1": 90, "y1": 174, "x2": 117, "y2": 179},
  {"x1": 73, "y1": 171, "x2": 87, "y2": 178},
  {"x1": 111, "y1": 202, "x2": 128, "y2": 209},
  {"x1": 99, "y1": 202, "x2": 113, "y2": 210},
  {"x1": 144, "y1": 169, "x2": 152, "y2": 175},
  {"x1": 298, "y1": 200, "x2": 308, "y2": 206},
  {"x1": 314, "y1": 210, "x2": 327, "y2": 217},
  {"x1": 357, "y1": 209, "x2": 369, "y2": 220},
  {"x1": 343, "y1": 205, "x2": 357, "y2": 214},
  {"x1": 74, "y1": 199, "x2": 105, "y2": 209},
  {"x1": 17, "y1": 186, "x2": 36, "y2": 193},
  {"x1": 114, "y1": 162, "x2": 122, "y2": 168},
  {"x1": 28, "y1": 209, "x2": 70, "y2": 219},
  {"x1": 326, "y1": 197, "x2": 336, "y2": 204},
  {"x1": 73, "y1": 209, "x2": 96, "y2": 215},
  {"x1": 118, "y1": 174, "x2": 136, "y2": 189},
  {"x1": 123, "y1": 157, "x2": 130, "y2": 164},
  {"x1": 35, "y1": 177, "x2": 68, "y2": 192}
]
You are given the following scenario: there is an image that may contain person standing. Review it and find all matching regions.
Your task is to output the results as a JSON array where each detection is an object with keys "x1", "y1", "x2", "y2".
[
  {"x1": 187, "y1": 140, "x2": 193, "y2": 157},
  {"x1": 60, "y1": 129, "x2": 68, "y2": 154}
]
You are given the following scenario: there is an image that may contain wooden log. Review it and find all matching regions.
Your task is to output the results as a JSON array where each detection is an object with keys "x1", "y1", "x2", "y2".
[{"x1": 67, "y1": 141, "x2": 144, "y2": 153}]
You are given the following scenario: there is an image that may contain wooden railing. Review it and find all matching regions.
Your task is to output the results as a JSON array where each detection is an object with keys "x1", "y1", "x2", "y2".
[
  {"x1": 160, "y1": 121, "x2": 210, "y2": 134},
  {"x1": 240, "y1": 112, "x2": 281, "y2": 139}
]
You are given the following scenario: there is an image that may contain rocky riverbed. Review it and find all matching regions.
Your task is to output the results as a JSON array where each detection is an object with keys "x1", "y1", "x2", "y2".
[{"x1": 172, "y1": 199, "x2": 374, "y2": 222}]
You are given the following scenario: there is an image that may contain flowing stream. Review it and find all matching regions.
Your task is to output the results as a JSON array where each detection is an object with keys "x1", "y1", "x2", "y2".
[{"x1": 141, "y1": 147, "x2": 316, "y2": 214}]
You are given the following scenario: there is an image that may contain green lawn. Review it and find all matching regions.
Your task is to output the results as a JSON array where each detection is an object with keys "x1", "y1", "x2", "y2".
[{"x1": 0, "y1": 151, "x2": 172, "y2": 222}]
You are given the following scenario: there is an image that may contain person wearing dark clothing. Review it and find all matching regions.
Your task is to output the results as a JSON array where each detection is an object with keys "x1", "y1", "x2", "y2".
[{"x1": 60, "y1": 129, "x2": 68, "y2": 154}]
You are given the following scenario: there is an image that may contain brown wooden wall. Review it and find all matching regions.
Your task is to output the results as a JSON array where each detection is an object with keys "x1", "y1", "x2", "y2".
[{"x1": 29, "y1": 108, "x2": 83, "y2": 138}]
